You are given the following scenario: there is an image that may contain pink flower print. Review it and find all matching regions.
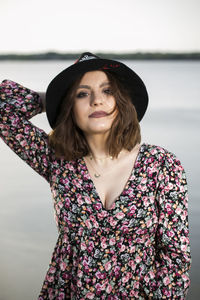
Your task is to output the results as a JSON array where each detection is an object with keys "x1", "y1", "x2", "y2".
[
  {"x1": 105, "y1": 261, "x2": 112, "y2": 271},
  {"x1": 115, "y1": 211, "x2": 125, "y2": 219},
  {"x1": 163, "y1": 288, "x2": 172, "y2": 297},
  {"x1": 77, "y1": 279, "x2": 82, "y2": 287},
  {"x1": 94, "y1": 203, "x2": 102, "y2": 211},
  {"x1": 133, "y1": 281, "x2": 139, "y2": 290},
  {"x1": 163, "y1": 276, "x2": 170, "y2": 286},
  {"x1": 48, "y1": 288, "x2": 54, "y2": 300},
  {"x1": 167, "y1": 230, "x2": 175, "y2": 238},
  {"x1": 130, "y1": 290, "x2": 139, "y2": 297},
  {"x1": 60, "y1": 261, "x2": 67, "y2": 271},
  {"x1": 21, "y1": 106, "x2": 27, "y2": 112},
  {"x1": 143, "y1": 196, "x2": 149, "y2": 207},
  {"x1": 101, "y1": 236, "x2": 107, "y2": 249},
  {"x1": 129, "y1": 204, "x2": 136, "y2": 213},
  {"x1": 88, "y1": 241, "x2": 94, "y2": 253},
  {"x1": 62, "y1": 233, "x2": 69, "y2": 243},
  {"x1": 109, "y1": 238, "x2": 116, "y2": 246},
  {"x1": 128, "y1": 260, "x2": 136, "y2": 271},
  {"x1": 101, "y1": 280, "x2": 109, "y2": 290},
  {"x1": 49, "y1": 266, "x2": 56, "y2": 273},
  {"x1": 121, "y1": 224, "x2": 129, "y2": 234},
  {"x1": 166, "y1": 203, "x2": 173, "y2": 215},
  {"x1": 122, "y1": 274, "x2": 130, "y2": 283},
  {"x1": 149, "y1": 271, "x2": 155, "y2": 279},
  {"x1": 46, "y1": 274, "x2": 54, "y2": 282},
  {"x1": 25, "y1": 94, "x2": 33, "y2": 100},
  {"x1": 108, "y1": 216, "x2": 117, "y2": 226},
  {"x1": 106, "y1": 283, "x2": 113, "y2": 293},
  {"x1": 57, "y1": 292, "x2": 65, "y2": 300},
  {"x1": 90, "y1": 215, "x2": 99, "y2": 228},
  {"x1": 181, "y1": 244, "x2": 187, "y2": 251},
  {"x1": 140, "y1": 184, "x2": 147, "y2": 191},
  {"x1": 55, "y1": 169, "x2": 61, "y2": 175},
  {"x1": 86, "y1": 292, "x2": 95, "y2": 299},
  {"x1": 77, "y1": 197, "x2": 84, "y2": 205},
  {"x1": 114, "y1": 265, "x2": 120, "y2": 276},
  {"x1": 146, "y1": 219, "x2": 152, "y2": 228},
  {"x1": 84, "y1": 195, "x2": 92, "y2": 204},
  {"x1": 181, "y1": 213, "x2": 186, "y2": 221},
  {"x1": 182, "y1": 274, "x2": 190, "y2": 283},
  {"x1": 135, "y1": 256, "x2": 142, "y2": 264},
  {"x1": 180, "y1": 236, "x2": 189, "y2": 244},
  {"x1": 141, "y1": 177, "x2": 147, "y2": 184},
  {"x1": 95, "y1": 271, "x2": 102, "y2": 279},
  {"x1": 81, "y1": 242, "x2": 87, "y2": 250},
  {"x1": 2, "y1": 129, "x2": 9, "y2": 136},
  {"x1": 111, "y1": 255, "x2": 117, "y2": 263},
  {"x1": 129, "y1": 245, "x2": 136, "y2": 253},
  {"x1": 119, "y1": 244, "x2": 126, "y2": 252},
  {"x1": 175, "y1": 206, "x2": 182, "y2": 215},
  {"x1": 16, "y1": 133, "x2": 23, "y2": 141},
  {"x1": 164, "y1": 182, "x2": 173, "y2": 192},
  {"x1": 158, "y1": 174, "x2": 165, "y2": 181},
  {"x1": 144, "y1": 274, "x2": 150, "y2": 284},
  {"x1": 85, "y1": 219, "x2": 92, "y2": 229}
]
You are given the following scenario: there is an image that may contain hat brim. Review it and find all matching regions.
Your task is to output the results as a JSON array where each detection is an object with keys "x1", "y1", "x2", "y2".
[{"x1": 46, "y1": 58, "x2": 148, "y2": 128}]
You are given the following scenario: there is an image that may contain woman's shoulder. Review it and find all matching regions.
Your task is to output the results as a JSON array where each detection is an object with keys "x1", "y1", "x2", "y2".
[{"x1": 140, "y1": 142, "x2": 183, "y2": 168}]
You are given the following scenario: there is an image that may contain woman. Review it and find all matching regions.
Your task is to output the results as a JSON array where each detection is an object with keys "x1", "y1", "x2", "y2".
[{"x1": 0, "y1": 52, "x2": 191, "y2": 299}]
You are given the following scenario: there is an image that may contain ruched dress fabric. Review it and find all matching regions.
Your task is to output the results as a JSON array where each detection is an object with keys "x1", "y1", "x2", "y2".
[{"x1": 0, "y1": 80, "x2": 191, "y2": 299}]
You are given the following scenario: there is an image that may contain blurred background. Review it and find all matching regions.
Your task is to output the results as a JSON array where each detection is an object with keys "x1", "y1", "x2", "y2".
[{"x1": 0, "y1": 0, "x2": 199, "y2": 299}]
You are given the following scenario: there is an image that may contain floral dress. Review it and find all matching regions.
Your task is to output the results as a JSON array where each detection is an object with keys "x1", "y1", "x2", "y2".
[{"x1": 0, "y1": 80, "x2": 191, "y2": 299}]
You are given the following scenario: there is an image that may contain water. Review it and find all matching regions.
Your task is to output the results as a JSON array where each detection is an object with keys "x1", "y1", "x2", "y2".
[{"x1": 0, "y1": 60, "x2": 200, "y2": 300}]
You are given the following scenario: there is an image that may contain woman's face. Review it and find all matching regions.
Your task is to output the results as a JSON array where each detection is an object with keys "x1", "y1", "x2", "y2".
[{"x1": 73, "y1": 71, "x2": 117, "y2": 137}]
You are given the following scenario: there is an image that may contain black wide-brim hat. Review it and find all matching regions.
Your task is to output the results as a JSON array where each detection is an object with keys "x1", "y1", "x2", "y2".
[{"x1": 46, "y1": 52, "x2": 149, "y2": 128}]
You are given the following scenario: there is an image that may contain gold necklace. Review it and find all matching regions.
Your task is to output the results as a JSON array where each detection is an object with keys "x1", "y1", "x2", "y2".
[
  {"x1": 86, "y1": 157, "x2": 102, "y2": 178},
  {"x1": 86, "y1": 152, "x2": 120, "y2": 178}
]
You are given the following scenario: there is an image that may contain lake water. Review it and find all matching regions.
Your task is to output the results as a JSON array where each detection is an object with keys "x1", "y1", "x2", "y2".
[{"x1": 0, "y1": 60, "x2": 200, "y2": 300}]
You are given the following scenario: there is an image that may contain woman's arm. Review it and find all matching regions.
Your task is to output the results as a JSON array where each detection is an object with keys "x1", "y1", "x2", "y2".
[
  {"x1": 143, "y1": 152, "x2": 191, "y2": 299},
  {"x1": 0, "y1": 80, "x2": 52, "y2": 182}
]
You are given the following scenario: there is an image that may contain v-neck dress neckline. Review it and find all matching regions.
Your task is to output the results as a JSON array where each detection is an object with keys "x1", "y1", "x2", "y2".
[{"x1": 80, "y1": 143, "x2": 145, "y2": 211}]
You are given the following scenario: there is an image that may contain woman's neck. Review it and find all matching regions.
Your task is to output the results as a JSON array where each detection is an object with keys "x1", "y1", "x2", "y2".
[{"x1": 85, "y1": 133, "x2": 110, "y2": 161}]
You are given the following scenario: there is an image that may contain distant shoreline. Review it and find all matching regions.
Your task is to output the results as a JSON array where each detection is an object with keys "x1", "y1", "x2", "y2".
[{"x1": 0, "y1": 52, "x2": 200, "y2": 60}]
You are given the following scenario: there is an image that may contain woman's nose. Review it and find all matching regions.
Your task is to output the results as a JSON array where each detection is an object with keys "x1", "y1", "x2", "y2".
[{"x1": 90, "y1": 92, "x2": 103, "y2": 106}]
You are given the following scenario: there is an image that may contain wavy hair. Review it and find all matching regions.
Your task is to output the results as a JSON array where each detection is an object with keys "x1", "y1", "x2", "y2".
[{"x1": 48, "y1": 70, "x2": 141, "y2": 160}]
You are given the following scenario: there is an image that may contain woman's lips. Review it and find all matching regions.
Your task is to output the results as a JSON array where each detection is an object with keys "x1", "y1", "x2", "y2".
[{"x1": 89, "y1": 111, "x2": 108, "y2": 118}]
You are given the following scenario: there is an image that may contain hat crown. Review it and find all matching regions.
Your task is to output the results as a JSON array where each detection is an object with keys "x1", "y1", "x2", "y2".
[{"x1": 76, "y1": 52, "x2": 99, "y2": 64}]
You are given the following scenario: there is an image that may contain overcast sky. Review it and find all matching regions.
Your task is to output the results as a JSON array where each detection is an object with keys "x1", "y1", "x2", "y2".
[{"x1": 0, "y1": 0, "x2": 199, "y2": 53}]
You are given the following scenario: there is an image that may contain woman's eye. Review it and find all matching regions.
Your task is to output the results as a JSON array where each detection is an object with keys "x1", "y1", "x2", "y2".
[
  {"x1": 76, "y1": 91, "x2": 88, "y2": 98},
  {"x1": 103, "y1": 88, "x2": 113, "y2": 95}
]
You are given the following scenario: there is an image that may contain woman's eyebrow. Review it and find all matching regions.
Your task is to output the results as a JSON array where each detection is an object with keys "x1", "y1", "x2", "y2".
[
  {"x1": 100, "y1": 81, "x2": 110, "y2": 87},
  {"x1": 77, "y1": 85, "x2": 91, "y2": 90},
  {"x1": 77, "y1": 82, "x2": 110, "y2": 90}
]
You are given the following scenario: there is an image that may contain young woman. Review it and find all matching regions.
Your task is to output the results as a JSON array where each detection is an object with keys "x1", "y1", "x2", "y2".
[{"x1": 0, "y1": 52, "x2": 191, "y2": 299}]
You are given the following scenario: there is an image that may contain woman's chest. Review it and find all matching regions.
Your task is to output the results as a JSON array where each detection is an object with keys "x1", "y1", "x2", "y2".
[{"x1": 89, "y1": 162, "x2": 135, "y2": 210}]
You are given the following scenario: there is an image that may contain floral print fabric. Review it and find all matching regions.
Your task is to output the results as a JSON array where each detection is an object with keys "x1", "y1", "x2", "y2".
[{"x1": 0, "y1": 80, "x2": 191, "y2": 299}]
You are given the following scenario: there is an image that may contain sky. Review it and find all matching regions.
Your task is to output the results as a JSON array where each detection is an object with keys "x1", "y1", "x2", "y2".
[{"x1": 0, "y1": 0, "x2": 199, "y2": 54}]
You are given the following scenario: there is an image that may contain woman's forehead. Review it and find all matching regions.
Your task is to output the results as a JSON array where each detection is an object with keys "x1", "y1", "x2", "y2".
[{"x1": 79, "y1": 70, "x2": 109, "y2": 85}]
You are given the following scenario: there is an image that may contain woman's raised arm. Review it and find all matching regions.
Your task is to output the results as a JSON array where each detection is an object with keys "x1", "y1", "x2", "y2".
[{"x1": 0, "y1": 80, "x2": 52, "y2": 182}]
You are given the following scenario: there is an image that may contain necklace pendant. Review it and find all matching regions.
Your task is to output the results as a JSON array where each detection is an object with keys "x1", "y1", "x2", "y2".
[{"x1": 94, "y1": 173, "x2": 101, "y2": 178}]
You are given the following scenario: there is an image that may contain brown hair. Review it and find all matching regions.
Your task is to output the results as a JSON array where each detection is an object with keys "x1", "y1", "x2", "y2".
[{"x1": 48, "y1": 70, "x2": 141, "y2": 160}]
